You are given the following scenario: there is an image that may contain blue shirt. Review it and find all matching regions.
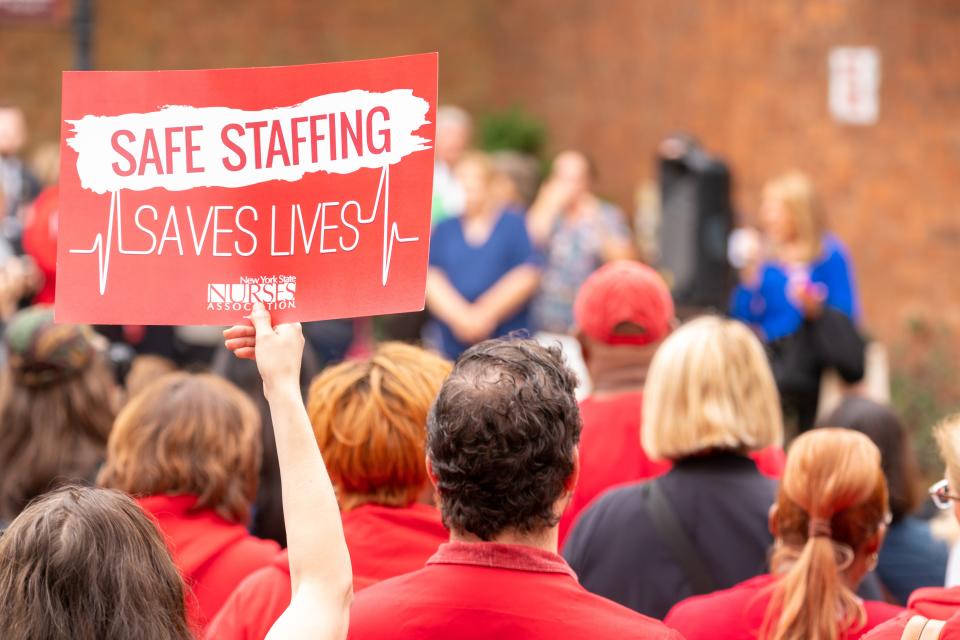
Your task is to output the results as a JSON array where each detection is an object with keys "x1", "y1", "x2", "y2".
[
  {"x1": 730, "y1": 234, "x2": 859, "y2": 341},
  {"x1": 427, "y1": 210, "x2": 540, "y2": 359}
]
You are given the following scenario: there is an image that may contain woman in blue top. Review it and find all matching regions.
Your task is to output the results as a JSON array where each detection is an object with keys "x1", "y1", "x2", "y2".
[
  {"x1": 424, "y1": 152, "x2": 541, "y2": 360},
  {"x1": 731, "y1": 171, "x2": 862, "y2": 431}
]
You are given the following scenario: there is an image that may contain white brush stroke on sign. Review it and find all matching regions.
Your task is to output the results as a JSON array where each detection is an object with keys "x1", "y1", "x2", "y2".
[{"x1": 65, "y1": 89, "x2": 431, "y2": 194}]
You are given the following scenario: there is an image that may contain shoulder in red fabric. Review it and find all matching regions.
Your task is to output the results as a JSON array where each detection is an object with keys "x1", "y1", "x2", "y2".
[
  {"x1": 862, "y1": 610, "x2": 960, "y2": 640},
  {"x1": 349, "y1": 541, "x2": 683, "y2": 640},
  {"x1": 908, "y1": 586, "x2": 960, "y2": 621},
  {"x1": 136, "y1": 495, "x2": 280, "y2": 630},
  {"x1": 665, "y1": 574, "x2": 903, "y2": 640},
  {"x1": 205, "y1": 503, "x2": 447, "y2": 640}
]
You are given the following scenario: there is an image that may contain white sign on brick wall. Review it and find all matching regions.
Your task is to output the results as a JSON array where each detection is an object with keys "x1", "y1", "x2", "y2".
[{"x1": 829, "y1": 47, "x2": 881, "y2": 125}]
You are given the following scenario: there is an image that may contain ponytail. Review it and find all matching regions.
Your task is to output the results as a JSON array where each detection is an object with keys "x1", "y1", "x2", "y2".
[
  {"x1": 763, "y1": 528, "x2": 864, "y2": 640},
  {"x1": 762, "y1": 429, "x2": 889, "y2": 640}
]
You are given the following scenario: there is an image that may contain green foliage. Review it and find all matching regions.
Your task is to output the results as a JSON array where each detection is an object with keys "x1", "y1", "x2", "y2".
[
  {"x1": 477, "y1": 107, "x2": 547, "y2": 157},
  {"x1": 890, "y1": 323, "x2": 960, "y2": 480}
]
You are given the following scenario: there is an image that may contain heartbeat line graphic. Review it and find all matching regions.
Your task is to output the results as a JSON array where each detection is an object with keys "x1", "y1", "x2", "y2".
[
  {"x1": 69, "y1": 189, "x2": 118, "y2": 295},
  {"x1": 374, "y1": 164, "x2": 419, "y2": 286},
  {"x1": 68, "y1": 166, "x2": 419, "y2": 295}
]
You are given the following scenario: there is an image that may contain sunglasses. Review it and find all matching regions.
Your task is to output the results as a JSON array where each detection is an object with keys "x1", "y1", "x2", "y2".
[{"x1": 929, "y1": 479, "x2": 960, "y2": 510}]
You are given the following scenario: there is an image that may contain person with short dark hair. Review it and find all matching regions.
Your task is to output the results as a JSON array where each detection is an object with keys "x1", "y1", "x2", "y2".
[
  {"x1": 348, "y1": 338, "x2": 682, "y2": 639},
  {"x1": 0, "y1": 486, "x2": 193, "y2": 640},
  {"x1": 821, "y1": 396, "x2": 948, "y2": 604}
]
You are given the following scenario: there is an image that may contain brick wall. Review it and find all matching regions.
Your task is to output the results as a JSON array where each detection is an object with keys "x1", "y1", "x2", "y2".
[{"x1": 1, "y1": 0, "x2": 957, "y2": 378}]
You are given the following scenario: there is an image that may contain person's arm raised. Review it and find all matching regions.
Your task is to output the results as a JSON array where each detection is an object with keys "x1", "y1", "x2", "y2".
[{"x1": 223, "y1": 303, "x2": 352, "y2": 640}]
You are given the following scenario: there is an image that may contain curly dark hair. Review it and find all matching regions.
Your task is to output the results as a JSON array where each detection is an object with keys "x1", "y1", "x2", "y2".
[{"x1": 427, "y1": 338, "x2": 581, "y2": 540}]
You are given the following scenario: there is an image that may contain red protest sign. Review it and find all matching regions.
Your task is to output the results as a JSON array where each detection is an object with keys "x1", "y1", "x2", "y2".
[{"x1": 56, "y1": 53, "x2": 437, "y2": 325}]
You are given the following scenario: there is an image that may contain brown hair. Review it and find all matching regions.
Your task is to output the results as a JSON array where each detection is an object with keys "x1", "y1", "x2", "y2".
[
  {"x1": 0, "y1": 486, "x2": 192, "y2": 640},
  {"x1": 0, "y1": 354, "x2": 117, "y2": 522},
  {"x1": 307, "y1": 342, "x2": 451, "y2": 511},
  {"x1": 98, "y1": 372, "x2": 261, "y2": 523},
  {"x1": 764, "y1": 428, "x2": 889, "y2": 640}
]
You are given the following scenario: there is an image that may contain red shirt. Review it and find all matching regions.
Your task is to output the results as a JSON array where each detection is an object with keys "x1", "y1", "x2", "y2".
[
  {"x1": 861, "y1": 587, "x2": 960, "y2": 640},
  {"x1": 348, "y1": 541, "x2": 684, "y2": 640},
  {"x1": 665, "y1": 574, "x2": 904, "y2": 640},
  {"x1": 559, "y1": 390, "x2": 787, "y2": 544},
  {"x1": 137, "y1": 495, "x2": 279, "y2": 630},
  {"x1": 204, "y1": 502, "x2": 448, "y2": 640}
]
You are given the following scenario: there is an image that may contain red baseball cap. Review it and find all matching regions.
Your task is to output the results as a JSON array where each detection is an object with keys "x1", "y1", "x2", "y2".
[{"x1": 573, "y1": 260, "x2": 674, "y2": 346}]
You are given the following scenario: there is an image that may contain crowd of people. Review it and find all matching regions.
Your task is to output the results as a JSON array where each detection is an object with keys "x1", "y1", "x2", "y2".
[{"x1": 0, "y1": 101, "x2": 956, "y2": 640}]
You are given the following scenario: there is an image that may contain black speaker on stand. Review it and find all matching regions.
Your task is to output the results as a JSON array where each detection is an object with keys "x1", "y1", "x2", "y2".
[{"x1": 655, "y1": 136, "x2": 735, "y2": 319}]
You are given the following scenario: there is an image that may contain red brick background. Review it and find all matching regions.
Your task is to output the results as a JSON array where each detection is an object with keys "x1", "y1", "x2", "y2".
[{"x1": 1, "y1": 0, "x2": 957, "y2": 378}]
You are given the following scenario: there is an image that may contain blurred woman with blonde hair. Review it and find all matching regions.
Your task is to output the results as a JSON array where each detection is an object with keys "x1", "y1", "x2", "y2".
[
  {"x1": 666, "y1": 428, "x2": 903, "y2": 639},
  {"x1": 731, "y1": 170, "x2": 863, "y2": 433},
  {"x1": 565, "y1": 316, "x2": 783, "y2": 618}
]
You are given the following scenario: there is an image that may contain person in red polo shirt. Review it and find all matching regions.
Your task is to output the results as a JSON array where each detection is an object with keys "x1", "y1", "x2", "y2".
[
  {"x1": 863, "y1": 413, "x2": 960, "y2": 640},
  {"x1": 205, "y1": 342, "x2": 452, "y2": 640},
  {"x1": 665, "y1": 428, "x2": 903, "y2": 640},
  {"x1": 559, "y1": 260, "x2": 785, "y2": 544},
  {"x1": 347, "y1": 338, "x2": 682, "y2": 640}
]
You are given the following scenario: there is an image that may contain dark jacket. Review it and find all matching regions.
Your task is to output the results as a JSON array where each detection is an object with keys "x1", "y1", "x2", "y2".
[{"x1": 563, "y1": 451, "x2": 777, "y2": 619}]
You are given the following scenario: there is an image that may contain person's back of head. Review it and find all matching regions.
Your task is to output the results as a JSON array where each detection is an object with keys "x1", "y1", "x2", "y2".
[
  {"x1": 427, "y1": 338, "x2": 581, "y2": 541},
  {"x1": 642, "y1": 315, "x2": 783, "y2": 461},
  {"x1": 306, "y1": 342, "x2": 452, "y2": 510},
  {"x1": 0, "y1": 305, "x2": 117, "y2": 522},
  {"x1": 573, "y1": 260, "x2": 674, "y2": 388},
  {"x1": 821, "y1": 396, "x2": 921, "y2": 522},
  {"x1": 98, "y1": 371, "x2": 261, "y2": 524},
  {"x1": 0, "y1": 485, "x2": 192, "y2": 640},
  {"x1": 765, "y1": 428, "x2": 889, "y2": 640}
]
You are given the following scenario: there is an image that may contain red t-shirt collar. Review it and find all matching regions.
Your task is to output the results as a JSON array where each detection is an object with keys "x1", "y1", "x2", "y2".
[{"x1": 427, "y1": 541, "x2": 577, "y2": 579}]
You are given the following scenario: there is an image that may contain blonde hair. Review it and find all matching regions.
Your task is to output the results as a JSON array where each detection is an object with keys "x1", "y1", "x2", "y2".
[
  {"x1": 642, "y1": 316, "x2": 782, "y2": 460},
  {"x1": 764, "y1": 171, "x2": 825, "y2": 263},
  {"x1": 98, "y1": 372, "x2": 261, "y2": 524},
  {"x1": 307, "y1": 342, "x2": 451, "y2": 511},
  {"x1": 764, "y1": 428, "x2": 888, "y2": 640},
  {"x1": 935, "y1": 413, "x2": 960, "y2": 490}
]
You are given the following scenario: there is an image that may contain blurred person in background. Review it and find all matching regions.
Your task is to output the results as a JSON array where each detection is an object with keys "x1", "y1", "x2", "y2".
[
  {"x1": 424, "y1": 152, "x2": 541, "y2": 360},
  {"x1": 731, "y1": 170, "x2": 864, "y2": 434},
  {"x1": 665, "y1": 428, "x2": 902, "y2": 639},
  {"x1": 0, "y1": 306, "x2": 118, "y2": 527},
  {"x1": 0, "y1": 104, "x2": 40, "y2": 222},
  {"x1": 431, "y1": 105, "x2": 472, "y2": 224},
  {"x1": 527, "y1": 150, "x2": 634, "y2": 336},
  {"x1": 98, "y1": 372, "x2": 280, "y2": 630},
  {"x1": 558, "y1": 262, "x2": 786, "y2": 543},
  {"x1": 0, "y1": 486, "x2": 194, "y2": 640},
  {"x1": 381, "y1": 104, "x2": 475, "y2": 344},
  {"x1": 348, "y1": 339, "x2": 682, "y2": 639},
  {"x1": 206, "y1": 342, "x2": 451, "y2": 640},
  {"x1": 564, "y1": 316, "x2": 783, "y2": 618},
  {"x1": 863, "y1": 413, "x2": 960, "y2": 639},
  {"x1": 822, "y1": 396, "x2": 948, "y2": 605}
]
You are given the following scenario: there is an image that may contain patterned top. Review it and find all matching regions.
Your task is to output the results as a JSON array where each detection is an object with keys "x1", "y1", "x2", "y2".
[{"x1": 531, "y1": 202, "x2": 631, "y2": 334}]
